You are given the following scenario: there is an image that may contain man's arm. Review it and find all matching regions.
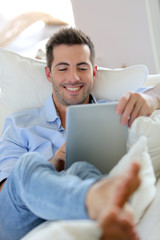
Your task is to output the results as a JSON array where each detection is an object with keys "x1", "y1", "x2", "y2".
[
  {"x1": 0, "y1": 115, "x2": 28, "y2": 186},
  {"x1": 0, "y1": 141, "x2": 65, "y2": 190},
  {"x1": 116, "y1": 83, "x2": 160, "y2": 127}
]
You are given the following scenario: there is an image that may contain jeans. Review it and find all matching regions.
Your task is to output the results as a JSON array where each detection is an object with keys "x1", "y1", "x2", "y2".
[{"x1": 0, "y1": 152, "x2": 102, "y2": 240}]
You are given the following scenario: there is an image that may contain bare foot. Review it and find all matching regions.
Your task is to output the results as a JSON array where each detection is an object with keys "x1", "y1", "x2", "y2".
[
  {"x1": 86, "y1": 162, "x2": 141, "y2": 240},
  {"x1": 99, "y1": 205, "x2": 139, "y2": 240}
]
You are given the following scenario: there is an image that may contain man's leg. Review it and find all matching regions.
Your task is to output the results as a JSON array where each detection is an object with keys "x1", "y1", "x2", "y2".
[
  {"x1": 65, "y1": 161, "x2": 102, "y2": 180},
  {"x1": 0, "y1": 153, "x2": 98, "y2": 240},
  {"x1": 0, "y1": 152, "x2": 140, "y2": 240}
]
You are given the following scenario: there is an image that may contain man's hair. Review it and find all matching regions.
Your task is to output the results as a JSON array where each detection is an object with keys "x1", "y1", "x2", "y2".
[{"x1": 46, "y1": 27, "x2": 95, "y2": 70}]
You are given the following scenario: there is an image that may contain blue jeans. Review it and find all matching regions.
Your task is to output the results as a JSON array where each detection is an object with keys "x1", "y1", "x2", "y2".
[{"x1": 0, "y1": 152, "x2": 102, "y2": 240}]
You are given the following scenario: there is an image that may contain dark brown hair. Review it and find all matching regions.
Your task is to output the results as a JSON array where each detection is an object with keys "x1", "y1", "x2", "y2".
[{"x1": 46, "y1": 27, "x2": 95, "y2": 70}]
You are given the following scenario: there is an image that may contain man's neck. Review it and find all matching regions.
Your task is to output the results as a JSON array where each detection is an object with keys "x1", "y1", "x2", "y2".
[{"x1": 59, "y1": 109, "x2": 66, "y2": 129}]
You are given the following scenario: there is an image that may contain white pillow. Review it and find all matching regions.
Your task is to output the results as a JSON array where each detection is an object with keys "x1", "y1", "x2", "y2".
[
  {"x1": 109, "y1": 136, "x2": 156, "y2": 223},
  {"x1": 0, "y1": 47, "x2": 148, "y2": 134},
  {"x1": 91, "y1": 65, "x2": 148, "y2": 100},
  {"x1": 128, "y1": 110, "x2": 160, "y2": 178}
]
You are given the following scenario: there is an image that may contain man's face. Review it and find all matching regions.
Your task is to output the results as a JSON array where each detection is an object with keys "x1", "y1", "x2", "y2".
[{"x1": 46, "y1": 44, "x2": 97, "y2": 108}]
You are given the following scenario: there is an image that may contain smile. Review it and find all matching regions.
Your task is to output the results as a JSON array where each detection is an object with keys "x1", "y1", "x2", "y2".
[{"x1": 66, "y1": 87, "x2": 81, "y2": 91}]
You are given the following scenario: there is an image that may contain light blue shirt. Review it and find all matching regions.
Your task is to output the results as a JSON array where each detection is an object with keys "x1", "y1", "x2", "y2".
[
  {"x1": 0, "y1": 87, "x2": 149, "y2": 182},
  {"x1": 0, "y1": 94, "x2": 103, "y2": 182}
]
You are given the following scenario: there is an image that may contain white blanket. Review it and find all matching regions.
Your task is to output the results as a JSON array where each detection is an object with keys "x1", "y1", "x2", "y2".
[{"x1": 22, "y1": 135, "x2": 156, "y2": 240}]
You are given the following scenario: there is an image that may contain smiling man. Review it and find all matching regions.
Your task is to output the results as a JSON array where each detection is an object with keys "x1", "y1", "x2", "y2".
[
  {"x1": 0, "y1": 27, "x2": 160, "y2": 240},
  {"x1": 45, "y1": 34, "x2": 97, "y2": 128}
]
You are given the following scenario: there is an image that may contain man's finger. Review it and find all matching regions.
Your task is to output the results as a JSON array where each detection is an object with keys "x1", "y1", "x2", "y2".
[
  {"x1": 128, "y1": 103, "x2": 142, "y2": 127},
  {"x1": 116, "y1": 92, "x2": 131, "y2": 115}
]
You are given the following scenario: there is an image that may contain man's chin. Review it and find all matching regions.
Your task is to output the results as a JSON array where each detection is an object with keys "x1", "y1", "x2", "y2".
[{"x1": 62, "y1": 97, "x2": 89, "y2": 106}]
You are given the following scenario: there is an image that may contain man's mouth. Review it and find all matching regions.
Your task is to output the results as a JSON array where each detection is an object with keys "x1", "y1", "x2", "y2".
[
  {"x1": 65, "y1": 87, "x2": 81, "y2": 91},
  {"x1": 63, "y1": 83, "x2": 84, "y2": 92}
]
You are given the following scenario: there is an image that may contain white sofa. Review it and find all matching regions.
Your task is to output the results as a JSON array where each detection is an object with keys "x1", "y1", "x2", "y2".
[{"x1": 0, "y1": 47, "x2": 160, "y2": 240}]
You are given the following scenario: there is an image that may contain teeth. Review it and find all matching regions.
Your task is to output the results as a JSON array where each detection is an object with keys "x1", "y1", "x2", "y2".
[{"x1": 66, "y1": 87, "x2": 80, "y2": 91}]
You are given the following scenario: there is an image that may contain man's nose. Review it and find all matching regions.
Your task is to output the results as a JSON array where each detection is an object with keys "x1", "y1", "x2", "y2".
[{"x1": 70, "y1": 69, "x2": 80, "y2": 81}]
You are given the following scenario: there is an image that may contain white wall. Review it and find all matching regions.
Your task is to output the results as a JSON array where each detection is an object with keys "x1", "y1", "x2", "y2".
[{"x1": 71, "y1": 0, "x2": 158, "y2": 74}]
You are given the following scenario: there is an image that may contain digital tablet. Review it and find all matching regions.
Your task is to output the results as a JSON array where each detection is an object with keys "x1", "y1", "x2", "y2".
[{"x1": 65, "y1": 102, "x2": 128, "y2": 174}]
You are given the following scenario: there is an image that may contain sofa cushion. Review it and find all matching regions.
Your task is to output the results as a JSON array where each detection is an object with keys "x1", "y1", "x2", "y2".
[
  {"x1": 128, "y1": 110, "x2": 160, "y2": 178},
  {"x1": 0, "y1": 47, "x2": 148, "y2": 133},
  {"x1": 109, "y1": 136, "x2": 156, "y2": 223}
]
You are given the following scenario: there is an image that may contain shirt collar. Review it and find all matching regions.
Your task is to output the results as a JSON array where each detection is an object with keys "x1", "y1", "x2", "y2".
[{"x1": 44, "y1": 95, "x2": 59, "y2": 123}]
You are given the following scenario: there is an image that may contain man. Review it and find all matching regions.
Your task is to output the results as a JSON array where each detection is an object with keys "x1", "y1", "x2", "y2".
[{"x1": 0, "y1": 27, "x2": 159, "y2": 240}]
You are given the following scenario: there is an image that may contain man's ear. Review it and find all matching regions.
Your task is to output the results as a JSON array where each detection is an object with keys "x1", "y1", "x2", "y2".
[
  {"x1": 93, "y1": 65, "x2": 97, "y2": 79},
  {"x1": 45, "y1": 66, "x2": 52, "y2": 83}
]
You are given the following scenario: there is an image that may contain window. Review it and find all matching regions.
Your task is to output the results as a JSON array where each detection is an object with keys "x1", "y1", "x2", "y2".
[
  {"x1": 146, "y1": 0, "x2": 160, "y2": 73},
  {"x1": 0, "y1": 0, "x2": 75, "y2": 25},
  {"x1": 0, "y1": 0, "x2": 75, "y2": 56}
]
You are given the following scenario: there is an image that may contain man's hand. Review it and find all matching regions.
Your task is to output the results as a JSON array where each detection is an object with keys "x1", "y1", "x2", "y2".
[
  {"x1": 116, "y1": 91, "x2": 158, "y2": 127},
  {"x1": 49, "y1": 143, "x2": 66, "y2": 172}
]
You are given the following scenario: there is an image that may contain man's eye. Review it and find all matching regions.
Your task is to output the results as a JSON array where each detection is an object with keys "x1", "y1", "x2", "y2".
[
  {"x1": 59, "y1": 68, "x2": 67, "y2": 71},
  {"x1": 79, "y1": 68, "x2": 87, "y2": 71}
]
